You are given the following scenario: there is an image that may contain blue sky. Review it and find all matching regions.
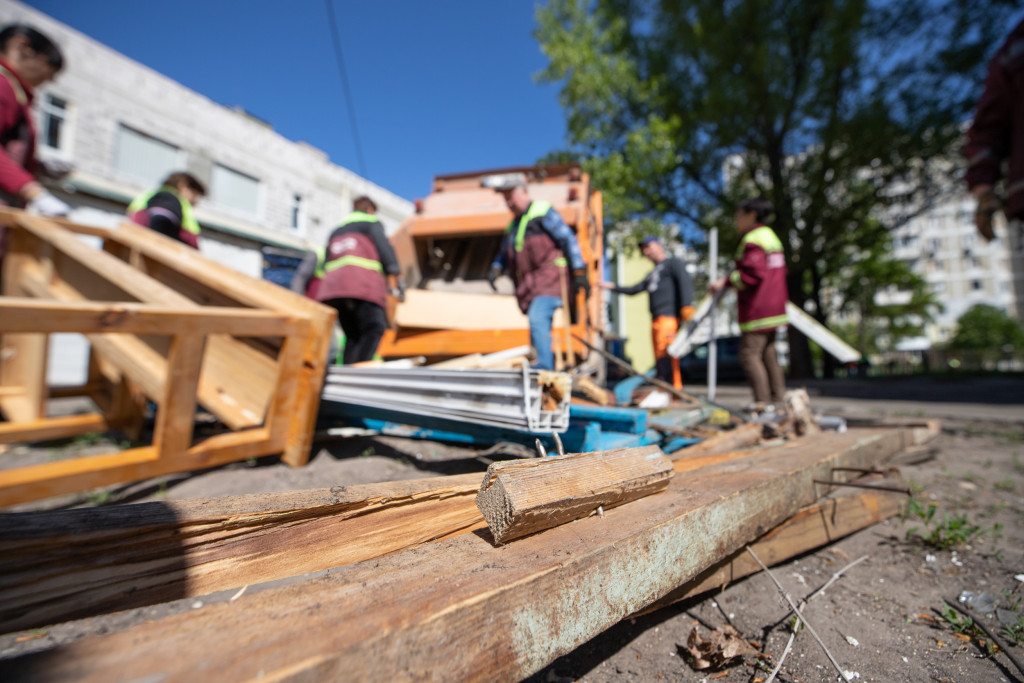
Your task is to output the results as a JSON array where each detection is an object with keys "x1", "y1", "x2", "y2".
[{"x1": 28, "y1": 0, "x2": 569, "y2": 202}]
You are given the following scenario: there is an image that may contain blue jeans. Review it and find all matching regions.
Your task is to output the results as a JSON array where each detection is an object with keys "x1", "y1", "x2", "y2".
[{"x1": 527, "y1": 295, "x2": 563, "y2": 370}]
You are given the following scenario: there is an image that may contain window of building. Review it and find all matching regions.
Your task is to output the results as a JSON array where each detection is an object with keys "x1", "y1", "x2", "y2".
[
  {"x1": 932, "y1": 281, "x2": 946, "y2": 293},
  {"x1": 114, "y1": 124, "x2": 184, "y2": 184},
  {"x1": 972, "y1": 280, "x2": 982, "y2": 291},
  {"x1": 290, "y1": 193, "x2": 305, "y2": 232},
  {"x1": 38, "y1": 93, "x2": 71, "y2": 155},
  {"x1": 210, "y1": 164, "x2": 260, "y2": 217}
]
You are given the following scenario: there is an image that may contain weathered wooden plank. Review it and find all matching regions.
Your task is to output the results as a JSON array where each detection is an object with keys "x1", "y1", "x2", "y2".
[
  {"x1": 639, "y1": 478, "x2": 907, "y2": 614},
  {"x1": 476, "y1": 445, "x2": 672, "y2": 543},
  {"x1": 0, "y1": 428, "x2": 916, "y2": 682},
  {"x1": 0, "y1": 474, "x2": 482, "y2": 633}
]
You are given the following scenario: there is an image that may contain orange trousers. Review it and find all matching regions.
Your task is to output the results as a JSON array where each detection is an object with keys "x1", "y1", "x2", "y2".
[{"x1": 651, "y1": 315, "x2": 682, "y2": 390}]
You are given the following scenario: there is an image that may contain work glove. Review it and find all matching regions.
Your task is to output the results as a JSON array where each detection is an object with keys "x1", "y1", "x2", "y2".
[
  {"x1": 680, "y1": 305, "x2": 696, "y2": 323},
  {"x1": 571, "y1": 269, "x2": 590, "y2": 298},
  {"x1": 26, "y1": 191, "x2": 70, "y2": 217},
  {"x1": 392, "y1": 280, "x2": 406, "y2": 303},
  {"x1": 975, "y1": 190, "x2": 1001, "y2": 242},
  {"x1": 487, "y1": 266, "x2": 501, "y2": 292}
]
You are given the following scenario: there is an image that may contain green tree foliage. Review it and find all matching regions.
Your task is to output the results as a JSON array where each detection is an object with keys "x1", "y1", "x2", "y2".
[
  {"x1": 947, "y1": 305, "x2": 1024, "y2": 352},
  {"x1": 535, "y1": 0, "x2": 1018, "y2": 376}
]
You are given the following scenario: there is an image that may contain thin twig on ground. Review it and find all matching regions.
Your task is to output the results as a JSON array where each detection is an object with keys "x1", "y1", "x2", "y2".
[
  {"x1": 805, "y1": 554, "x2": 870, "y2": 602},
  {"x1": 746, "y1": 546, "x2": 850, "y2": 682},
  {"x1": 764, "y1": 555, "x2": 867, "y2": 682},
  {"x1": 944, "y1": 597, "x2": 1024, "y2": 679}
]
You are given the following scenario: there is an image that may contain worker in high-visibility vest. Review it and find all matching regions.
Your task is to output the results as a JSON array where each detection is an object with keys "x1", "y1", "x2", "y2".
[
  {"x1": 0, "y1": 23, "x2": 69, "y2": 217},
  {"x1": 486, "y1": 175, "x2": 589, "y2": 371},
  {"x1": 601, "y1": 235, "x2": 695, "y2": 390},
  {"x1": 317, "y1": 195, "x2": 403, "y2": 364},
  {"x1": 127, "y1": 171, "x2": 206, "y2": 249},
  {"x1": 709, "y1": 197, "x2": 788, "y2": 415}
]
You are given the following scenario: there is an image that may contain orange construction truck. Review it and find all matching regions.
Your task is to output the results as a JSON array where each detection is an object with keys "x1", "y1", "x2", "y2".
[{"x1": 378, "y1": 163, "x2": 604, "y2": 370}]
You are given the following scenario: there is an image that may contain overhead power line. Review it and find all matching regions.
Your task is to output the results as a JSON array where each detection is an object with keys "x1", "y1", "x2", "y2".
[{"x1": 324, "y1": 0, "x2": 367, "y2": 177}]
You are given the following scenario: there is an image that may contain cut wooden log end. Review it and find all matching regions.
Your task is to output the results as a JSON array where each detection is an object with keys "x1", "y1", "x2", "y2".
[
  {"x1": 785, "y1": 387, "x2": 821, "y2": 437},
  {"x1": 476, "y1": 444, "x2": 673, "y2": 544}
]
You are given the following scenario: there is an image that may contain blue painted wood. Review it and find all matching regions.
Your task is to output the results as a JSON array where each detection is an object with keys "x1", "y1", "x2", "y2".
[
  {"x1": 321, "y1": 396, "x2": 702, "y2": 455},
  {"x1": 568, "y1": 404, "x2": 647, "y2": 434},
  {"x1": 611, "y1": 375, "x2": 647, "y2": 406}
]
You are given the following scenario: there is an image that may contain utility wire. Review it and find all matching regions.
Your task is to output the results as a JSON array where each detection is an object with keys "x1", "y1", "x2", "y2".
[{"x1": 323, "y1": 0, "x2": 367, "y2": 177}]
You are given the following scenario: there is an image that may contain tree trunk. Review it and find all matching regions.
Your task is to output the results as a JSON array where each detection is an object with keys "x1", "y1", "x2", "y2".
[{"x1": 786, "y1": 271, "x2": 816, "y2": 379}]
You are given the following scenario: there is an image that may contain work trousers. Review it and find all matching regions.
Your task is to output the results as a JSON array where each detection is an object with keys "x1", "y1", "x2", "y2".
[
  {"x1": 326, "y1": 298, "x2": 388, "y2": 365},
  {"x1": 651, "y1": 315, "x2": 682, "y2": 390},
  {"x1": 738, "y1": 330, "x2": 786, "y2": 405},
  {"x1": 526, "y1": 295, "x2": 563, "y2": 371}
]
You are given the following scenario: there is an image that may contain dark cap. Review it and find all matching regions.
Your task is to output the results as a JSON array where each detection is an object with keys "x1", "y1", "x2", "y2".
[{"x1": 639, "y1": 235, "x2": 662, "y2": 248}]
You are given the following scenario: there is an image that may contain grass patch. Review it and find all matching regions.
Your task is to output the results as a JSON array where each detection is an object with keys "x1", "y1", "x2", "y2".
[
  {"x1": 902, "y1": 499, "x2": 983, "y2": 550},
  {"x1": 994, "y1": 478, "x2": 1016, "y2": 492}
]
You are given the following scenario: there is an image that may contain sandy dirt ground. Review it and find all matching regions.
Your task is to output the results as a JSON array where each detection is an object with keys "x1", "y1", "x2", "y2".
[{"x1": 1, "y1": 375, "x2": 1023, "y2": 682}]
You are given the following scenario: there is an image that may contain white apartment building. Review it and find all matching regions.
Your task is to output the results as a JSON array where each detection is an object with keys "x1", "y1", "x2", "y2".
[
  {"x1": 890, "y1": 194, "x2": 1020, "y2": 345},
  {"x1": 0, "y1": 0, "x2": 413, "y2": 280}
]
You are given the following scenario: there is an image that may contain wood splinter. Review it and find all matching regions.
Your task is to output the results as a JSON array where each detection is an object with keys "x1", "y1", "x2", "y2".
[{"x1": 476, "y1": 444, "x2": 673, "y2": 543}]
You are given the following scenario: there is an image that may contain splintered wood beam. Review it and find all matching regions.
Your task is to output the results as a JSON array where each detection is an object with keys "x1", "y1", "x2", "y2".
[
  {"x1": 0, "y1": 474, "x2": 482, "y2": 633},
  {"x1": 0, "y1": 428, "x2": 921, "y2": 682},
  {"x1": 476, "y1": 445, "x2": 673, "y2": 543}
]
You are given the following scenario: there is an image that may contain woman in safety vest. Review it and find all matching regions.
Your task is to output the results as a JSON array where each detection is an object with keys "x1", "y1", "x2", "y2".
[
  {"x1": 709, "y1": 197, "x2": 788, "y2": 415},
  {"x1": 127, "y1": 171, "x2": 206, "y2": 249}
]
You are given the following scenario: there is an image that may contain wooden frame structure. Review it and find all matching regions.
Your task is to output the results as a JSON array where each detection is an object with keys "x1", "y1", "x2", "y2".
[{"x1": 0, "y1": 209, "x2": 336, "y2": 507}]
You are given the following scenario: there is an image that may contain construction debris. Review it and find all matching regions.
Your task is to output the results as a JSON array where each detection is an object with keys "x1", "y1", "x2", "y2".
[
  {"x1": 321, "y1": 364, "x2": 572, "y2": 433},
  {"x1": 0, "y1": 424, "x2": 938, "y2": 682},
  {"x1": 0, "y1": 210, "x2": 335, "y2": 508}
]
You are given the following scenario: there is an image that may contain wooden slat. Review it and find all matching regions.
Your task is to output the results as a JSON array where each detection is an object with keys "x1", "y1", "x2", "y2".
[
  {"x1": 0, "y1": 429, "x2": 285, "y2": 508},
  {"x1": 0, "y1": 428, "x2": 915, "y2": 682},
  {"x1": 0, "y1": 413, "x2": 108, "y2": 444},
  {"x1": 409, "y1": 207, "x2": 578, "y2": 237},
  {"x1": 16, "y1": 261, "x2": 266, "y2": 429},
  {"x1": 394, "y1": 290, "x2": 528, "y2": 330},
  {"x1": 0, "y1": 298, "x2": 298, "y2": 336},
  {"x1": 0, "y1": 333, "x2": 48, "y2": 422},
  {"x1": 476, "y1": 445, "x2": 673, "y2": 543},
  {"x1": 152, "y1": 334, "x2": 204, "y2": 457}
]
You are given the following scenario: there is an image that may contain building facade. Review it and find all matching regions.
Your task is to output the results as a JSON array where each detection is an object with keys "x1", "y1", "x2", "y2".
[
  {"x1": 1, "y1": 0, "x2": 412, "y2": 279},
  {"x1": 1, "y1": 0, "x2": 413, "y2": 385},
  {"x1": 890, "y1": 194, "x2": 1020, "y2": 345}
]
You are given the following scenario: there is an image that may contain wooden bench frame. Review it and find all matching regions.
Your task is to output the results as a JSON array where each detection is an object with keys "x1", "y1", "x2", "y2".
[{"x1": 0, "y1": 209, "x2": 335, "y2": 507}]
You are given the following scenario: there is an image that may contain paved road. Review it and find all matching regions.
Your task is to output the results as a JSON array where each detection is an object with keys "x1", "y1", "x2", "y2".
[{"x1": 682, "y1": 376, "x2": 1024, "y2": 423}]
